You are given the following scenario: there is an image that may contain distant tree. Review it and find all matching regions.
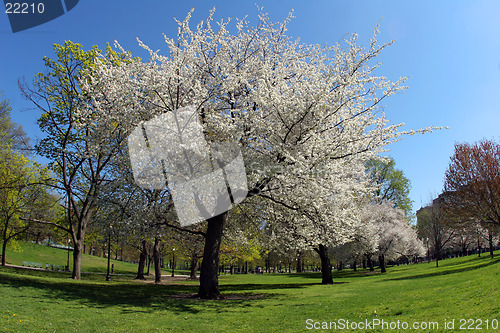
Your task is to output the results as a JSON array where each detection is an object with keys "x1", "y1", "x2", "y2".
[
  {"x1": 366, "y1": 157, "x2": 413, "y2": 218},
  {"x1": 443, "y1": 139, "x2": 500, "y2": 257},
  {"x1": 360, "y1": 201, "x2": 423, "y2": 273},
  {"x1": 0, "y1": 147, "x2": 49, "y2": 266},
  {"x1": 417, "y1": 199, "x2": 455, "y2": 267},
  {"x1": 0, "y1": 95, "x2": 51, "y2": 266},
  {"x1": 0, "y1": 92, "x2": 30, "y2": 153},
  {"x1": 332, "y1": 211, "x2": 378, "y2": 272}
]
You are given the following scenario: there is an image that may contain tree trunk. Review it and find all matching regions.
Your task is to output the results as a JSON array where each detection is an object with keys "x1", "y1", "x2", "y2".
[
  {"x1": 435, "y1": 245, "x2": 440, "y2": 267},
  {"x1": 366, "y1": 254, "x2": 374, "y2": 271},
  {"x1": 488, "y1": 230, "x2": 494, "y2": 258},
  {"x1": 315, "y1": 244, "x2": 333, "y2": 284},
  {"x1": 296, "y1": 251, "x2": 303, "y2": 273},
  {"x1": 136, "y1": 240, "x2": 147, "y2": 280},
  {"x1": 1, "y1": 237, "x2": 7, "y2": 266},
  {"x1": 477, "y1": 237, "x2": 481, "y2": 257},
  {"x1": 72, "y1": 239, "x2": 83, "y2": 279},
  {"x1": 337, "y1": 261, "x2": 343, "y2": 272},
  {"x1": 153, "y1": 237, "x2": 161, "y2": 284},
  {"x1": 353, "y1": 259, "x2": 357, "y2": 272},
  {"x1": 189, "y1": 257, "x2": 198, "y2": 280},
  {"x1": 71, "y1": 214, "x2": 90, "y2": 280},
  {"x1": 146, "y1": 254, "x2": 151, "y2": 275},
  {"x1": 198, "y1": 212, "x2": 226, "y2": 299},
  {"x1": 378, "y1": 254, "x2": 386, "y2": 273},
  {"x1": 1, "y1": 219, "x2": 9, "y2": 267}
]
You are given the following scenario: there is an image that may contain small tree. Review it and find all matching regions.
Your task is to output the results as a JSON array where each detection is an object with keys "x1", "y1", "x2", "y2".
[{"x1": 417, "y1": 199, "x2": 455, "y2": 267}]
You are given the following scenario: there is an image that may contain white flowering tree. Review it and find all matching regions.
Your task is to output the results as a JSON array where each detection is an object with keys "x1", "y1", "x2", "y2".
[
  {"x1": 332, "y1": 214, "x2": 379, "y2": 271},
  {"x1": 364, "y1": 201, "x2": 424, "y2": 272},
  {"x1": 79, "y1": 9, "x2": 436, "y2": 297}
]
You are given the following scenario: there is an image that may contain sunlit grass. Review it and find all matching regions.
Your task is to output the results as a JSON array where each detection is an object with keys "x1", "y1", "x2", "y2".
[{"x1": 0, "y1": 246, "x2": 498, "y2": 332}]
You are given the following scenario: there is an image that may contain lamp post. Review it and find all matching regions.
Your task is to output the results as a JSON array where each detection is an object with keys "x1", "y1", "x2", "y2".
[
  {"x1": 171, "y1": 248, "x2": 176, "y2": 277},
  {"x1": 106, "y1": 226, "x2": 112, "y2": 281}
]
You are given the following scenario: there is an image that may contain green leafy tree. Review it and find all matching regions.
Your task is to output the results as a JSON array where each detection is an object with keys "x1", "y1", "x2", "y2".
[
  {"x1": 366, "y1": 157, "x2": 413, "y2": 218},
  {"x1": 20, "y1": 41, "x2": 128, "y2": 279},
  {"x1": 0, "y1": 107, "x2": 51, "y2": 265},
  {"x1": 0, "y1": 92, "x2": 30, "y2": 153}
]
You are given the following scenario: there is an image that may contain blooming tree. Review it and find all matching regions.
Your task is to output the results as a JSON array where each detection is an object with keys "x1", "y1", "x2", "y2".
[
  {"x1": 79, "y1": 9, "x2": 437, "y2": 297},
  {"x1": 365, "y1": 201, "x2": 424, "y2": 272},
  {"x1": 333, "y1": 201, "x2": 423, "y2": 273}
]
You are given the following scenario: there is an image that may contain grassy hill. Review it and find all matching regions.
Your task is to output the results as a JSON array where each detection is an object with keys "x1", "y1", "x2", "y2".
[
  {"x1": 0, "y1": 247, "x2": 498, "y2": 332},
  {"x1": 3, "y1": 241, "x2": 140, "y2": 275}
]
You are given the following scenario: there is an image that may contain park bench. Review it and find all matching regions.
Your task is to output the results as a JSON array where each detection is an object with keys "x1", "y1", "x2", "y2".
[
  {"x1": 45, "y1": 264, "x2": 66, "y2": 271},
  {"x1": 22, "y1": 261, "x2": 43, "y2": 268}
]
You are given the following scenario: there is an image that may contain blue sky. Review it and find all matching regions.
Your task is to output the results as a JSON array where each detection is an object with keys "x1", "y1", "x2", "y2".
[{"x1": 1, "y1": 0, "x2": 499, "y2": 214}]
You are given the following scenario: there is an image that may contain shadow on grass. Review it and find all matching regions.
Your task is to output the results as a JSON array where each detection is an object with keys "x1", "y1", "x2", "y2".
[
  {"x1": 0, "y1": 266, "x2": 322, "y2": 314},
  {"x1": 383, "y1": 256, "x2": 500, "y2": 282},
  {"x1": 220, "y1": 282, "x2": 320, "y2": 292}
]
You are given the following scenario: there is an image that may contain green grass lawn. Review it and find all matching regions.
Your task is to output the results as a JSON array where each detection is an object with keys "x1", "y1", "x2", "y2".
[{"x1": 0, "y1": 247, "x2": 498, "y2": 332}]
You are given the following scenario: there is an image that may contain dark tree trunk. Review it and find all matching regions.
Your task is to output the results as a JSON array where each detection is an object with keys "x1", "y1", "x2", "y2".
[
  {"x1": 315, "y1": 244, "x2": 333, "y2": 284},
  {"x1": 1, "y1": 218, "x2": 9, "y2": 267},
  {"x1": 189, "y1": 257, "x2": 199, "y2": 280},
  {"x1": 1, "y1": 237, "x2": 7, "y2": 266},
  {"x1": 352, "y1": 260, "x2": 357, "y2": 271},
  {"x1": 230, "y1": 264, "x2": 234, "y2": 275},
  {"x1": 434, "y1": 245, "x2": 440, "y2": 268},
  {"x1": 136, "y1": 240, "x2": 147, "y2": 280},
  {"x1": 378, "y1": 254, "x2": 386, "y2": 273},
  {"x1": 337, "y1": 261, "x2": 343, "y2": 271},
  {"x1": 488, "y1": 231, "x2": 494, "y2": 258},
  {"x1": 296, "y1": 251, "x2": 303, "y2": 273},
  {"x1": 70, "y1": 214, "x2": 90, "y2": 280},
  {"x1": 198, "y1": 212, "x2": 226, "y2": 299},
  {"x1": 477, "y1": 237, "x2": 481, "y2": 257},
  {"x1": 146, "y1": 254, "x2": 152, "y2": 275},
  {"x1": 366, "y1": 255, "x2": 374, "y2": 271},
  {"x1": 153, "y1": 237, "x2": 161, "y2": 284},
  {"x1": 72, "y1": 238, "x2": 83, "y2": 279}
]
